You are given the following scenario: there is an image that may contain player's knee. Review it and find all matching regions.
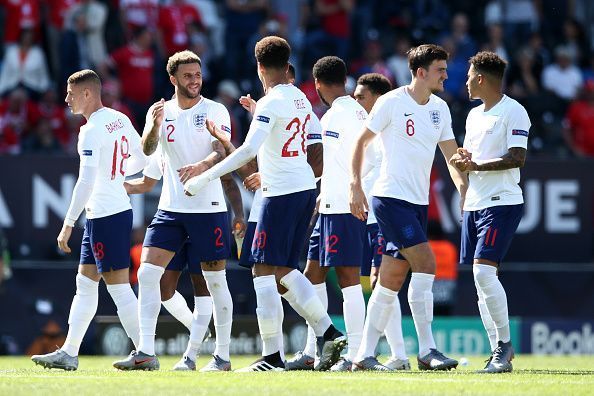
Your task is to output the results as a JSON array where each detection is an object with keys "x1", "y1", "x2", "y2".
[
  {"x1": 191, "y1": 274, "x2": 210, "y2": 297},
  {"x1": 336, "y1": 268, "x2": 360, "y2": 288}
]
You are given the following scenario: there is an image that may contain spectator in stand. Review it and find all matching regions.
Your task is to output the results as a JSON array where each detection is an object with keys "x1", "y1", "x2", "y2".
[
  {"x1": 224, "y1": 0, "x2": 270, "y2": 81},
  {"x1": 67, "y1": 0, "x2": 108, "y2": 68},
  {"x1": 440, "y1": 12, "x2": 477, "y2": 62},
  {"x1": 387, "y1": 36, "x2": 412, "y2": 88},
  {"x1": 559, "y1": 18, "x2": 589, "y2": 67},
  {"x1": 484, "y1": 0, "x2": 539, "y2": 54},
  {"x1": 60, "y1": 10, "x2": 92, "y2": 89},
  {"x1": 352, "y1": 38, "x2": 394, "y2": 83},
  {"x1": 482, "y1": 23, "x2": 509, "y2": 62},
  {"x1": 542, "y1": 45, "x2": 584, "y2": 102},
  {"x1": 118, "y1": 0, "x2": 160, "y2": 39},
  {"x1": 214, "y1": 79, "x2": 246, "y2": 145},
  {"x1": 564, "y1": 81, "x2": 594, "y2": 158},
  {"x1": 187, "y1": 0, "x2": 226, "y2": 58},
  {"x1": 0, "y1": 88, "x2": 38, "y2": 155},
  {"x1": 440, "y1": 37, "x2": 469, "y2": 102},
  {"x1": 22, "y1": 117, "x2": 64, "y2": 154},
  {"x1": 1, "y1": 0, "x2": 41, "y2": 44},
  {"x1": 101, "y1": 26, "x2": 156, "y2": 126},
  {"x1": 305, "y1": 0, "x2": 354, "y2": 67},
  {"x1": 33, "y1": 89, "x2": 70, "y2": 148},
  {"x1": 0, "y1": 28, "x2": 50, "y2": 99},
  {"x1": 157, "y1": 0, "x2": 203, "y2": 57},
  {"x1": 42, "y1": 0, "x2": 81, "y2": 78}
]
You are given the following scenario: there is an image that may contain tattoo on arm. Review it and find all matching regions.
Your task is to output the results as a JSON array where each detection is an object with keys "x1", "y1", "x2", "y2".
[
  {"x1": 201, "y1": 140, "x2": 226, "y2": 169},
  {"x1": 142, "y1": 133, "x2": 159, "y2": 156},
  {"x1": 236, "y1": 158, "x2": 259, "y2": 180},
  {"x1": 476, "y1": 147, "x2": 526, "y2": 171},
  {"x1": 221, "y1": 174, "x2": 244, "y2": 218}
]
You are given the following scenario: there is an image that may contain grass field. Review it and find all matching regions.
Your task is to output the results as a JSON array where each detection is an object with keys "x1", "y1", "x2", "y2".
[{"x1": 2, "y1": 355, "x2": 594, "y2": 395}]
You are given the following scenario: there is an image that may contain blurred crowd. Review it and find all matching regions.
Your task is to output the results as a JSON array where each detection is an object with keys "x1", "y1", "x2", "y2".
[{"x1": 0, "y1": 0, "x2": 594, "y2": 158}]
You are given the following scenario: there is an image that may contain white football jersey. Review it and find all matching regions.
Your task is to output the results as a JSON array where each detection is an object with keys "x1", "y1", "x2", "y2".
[
  {"x1": 78, "y1": 107, "x2": 142, "y2": 218},
  {"x1": 319, "y1": 96, "x2": 367, "y2": 214},
  {"x1": 361, "y1": 138, "x2": 382, "y2": 224},
  {"x1": 367, "y1": 86, "x2": 454, "y2": 205},
  {"x1": 250, "y1": 84, "x2": 316, "y2": 197},
  {"x1": 463, "y1": 95, "x2": 531, "y2": 210},
  {"x1": 156, "y1": 97, "x2": 230, "y2": 213},
  {"x1": 143, "y1": 150, "x2": 163, "y2": 180},
  {"x1": 247, "y1": 113, "x2": 322, "y2": 222}
]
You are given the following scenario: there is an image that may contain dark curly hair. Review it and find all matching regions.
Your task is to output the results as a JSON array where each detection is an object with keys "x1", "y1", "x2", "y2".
[
  {"x1": 469, "y1": 51, "x2": 507, "y2": 80},
  {"x1": 357, "y1": 73, "x2": 392, "y2": 95},
  {"x1": 312, "y1": 56, "x2": 347, "y2": 85},
  {"x1": 255, "y1": 36, "x2": 291, "y2": 69}
]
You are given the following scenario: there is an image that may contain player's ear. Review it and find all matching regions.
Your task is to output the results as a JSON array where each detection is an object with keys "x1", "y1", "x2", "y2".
[{"x1": 169, "y1": 74, "x2": 177, "y2": 87}]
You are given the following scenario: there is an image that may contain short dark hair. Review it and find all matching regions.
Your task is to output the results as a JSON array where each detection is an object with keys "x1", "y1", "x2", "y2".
[
  {"x1": 407, "y1": 44, "x2": 449, "y2": 74},
  {"x1": 255, "y1": 36, "x2": 291, "y2": 69},
  {"x1": 469, "y1": 51, "x2": 507, "y2": 81},
  {"x1": 67, "y1": 69, "x2": 101, "y2": 89},
  {"x1": 287, "y1": 62, "x2": 296, "y2": 79},
  {"x1": 312, "y1": 56, "x2": 346, "y2": 85},
  {"x1": 167, "y1": 50, "x2": 202, "y2": 76},
  {"x1": 357, "y1": 73, "x2": 392, "y2": 95}
]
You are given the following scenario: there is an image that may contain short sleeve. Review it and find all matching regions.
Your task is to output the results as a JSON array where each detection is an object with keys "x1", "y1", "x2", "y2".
[
  {"x1": 209, "y1": 103, "x2": 232, "y2": 143},
  {"x1": 306, "y1": 112, "x2": 322, "y2": 146},
  {"x1": 365, "y1": 95, "x2": 391, "y2": 134},
  {"x1": 506, "y1": 104, "x2": 531, "y2": 149},
  {"x1": 77, "y1": 127, "x2": 101, "y2": 167},
  {"x1": 143, "y1": 152, "x2": 163, "y2": 180},
  {"x1": 438, "y1": 104, "x2": 455, "y2": 142},
  {"x1": 249, "y1": 97, "x2": 278, "y2": 138}
]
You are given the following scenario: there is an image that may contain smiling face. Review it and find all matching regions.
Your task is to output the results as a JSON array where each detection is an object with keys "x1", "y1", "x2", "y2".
[
  {"x1": 171, "y1": 62, "x2": 202, "y2": 99},
  {"x1": 422, "y1": 59, "x2": 448, "y2": 94}
]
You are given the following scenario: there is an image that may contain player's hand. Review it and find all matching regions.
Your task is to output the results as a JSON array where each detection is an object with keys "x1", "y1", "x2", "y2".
[
  {"x1": 239, "y1": 94, "x2": 256, "y2": 114},
  {"x1": 349, "y1": 182, "x2": 368, "y2": 222},
  {"x1": 151, "y1": 98, "x2": 165, "y2": 128},
  {"x1": 232, "y1": 217, "x2": 247, "y2": 238},
  {"x1": 205, "y1": 119, "x2": 231, "y2": 144},
  {"x1": 184, "y1": 173, "x2": 210, "y2": 196},
  {"x1": 178, "y1": 161, "x2": 209, "y2": 184},
  {"x1": 243, "y1": 172, "x2": 261, "y2": 191},
  {"x1": 57, "y1": 224, "x2": 73, "y2": 253}
]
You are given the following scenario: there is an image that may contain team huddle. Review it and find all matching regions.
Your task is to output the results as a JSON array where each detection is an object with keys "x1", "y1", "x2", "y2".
[{"x1": 31, "y1": 35, "x2": 530, "y2": 375}]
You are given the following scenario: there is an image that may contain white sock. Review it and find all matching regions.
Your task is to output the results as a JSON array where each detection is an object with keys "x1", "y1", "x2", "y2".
[
  {"x1": 203, "y1": 270, "x2": 233, "y2": 361},
  {"x1": 475, "y1": 281, "x2": 498, "y2": 351},
  {"x1": 162, "y1": 291, "x2": 193, "y2": 331},
  {"x1": 106, "y1": 283, "x2": 140, "y2": 349},
  {"x1": 253, "y1": 275, "x2": 281, "y2": 356},
  {"x1": 277, "y1": 298, "x2": 285, "y2": 361},
  {"x1": 473, "y1": 264, "x2": 510, "y2": 343},
  {"x1": 279, "y1": 270, "x2": 331, "y2": 336},
  {"x1": 184, "y1": 296, "x2": 212, "y2": 360},
  {"x1": 384, "y1": 292, "x2": 407, "y2": 360},
  {"x1": 342, "y1": 284, "x2": 365, "y2": 361},
  {"x1": 303, "y1": 283, "x2": 327, "y2": 357},
  {"x1": 408, "y1": 272, "x2": 436, "y2": 357},
  {"x1": 62, "y1": 273, "x2": 99, "y2": 357},
  {"x1": 137, "y1": 263, "x2": 165, "y2": 356},
  {"x1": 355, "y1": 284, "x2": 396, "y2": 362}
]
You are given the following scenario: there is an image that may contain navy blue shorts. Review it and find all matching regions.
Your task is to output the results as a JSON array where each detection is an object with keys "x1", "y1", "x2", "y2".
[
  {"x1": 144, "y1": 210, "x2": 230, "y2": 263},
  {"x1": 238, "y1": 221, "x2": 257, "y2": 269},
  {"x1": 360, "y1": 223, "x2": 385, "y2": 276},
  {"x1": 166, "y1": 241, "x2": 203, "y2": 274},
  {"x1": 460, "y1": 204, "x2": 524, "y2": 265},
  {"x1": 80, "y1": 209, "x2": 132, "y2": 273},
  {"x1": 372, "y1": 196, "x2": 428, "y2": 260},
  {"x1": 251, "y1": 189, "x2": 316, "y2": 268},
  {"x1": 307, "y1": 216, "x2": 321, "y2": 261},
  {"x1": 318, "y1": 213, "x2": 366, "y2": 267}
]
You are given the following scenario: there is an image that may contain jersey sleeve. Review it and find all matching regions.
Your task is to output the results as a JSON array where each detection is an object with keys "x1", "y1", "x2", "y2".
[
  {"x1": 506, "y1": 103, "x2": 531, "y2": 149},
  {"x1": 306, "y1": 112, "x2": 322, "y2": 146},
  {"x1": 320, "y1": 111, "x2": 342, "y2": 149},
  {"x1": 77, "y1": 126, "x2": 101, "y2": 168},
  {"x1": 210, "y1": 103, "x2": 232, "y2": 143},
  {"x1": 365, "y1": 95, "x2": 391, "y2": 134},
  {"x1": 439, "y1": 104, "x2": 455, "y2": 142},
  {"x1": 247, "y1": 97, "x2": 278, "y2": 139},
  {"x1": 143, "y1": 152, "x2": 163, "y2": 180}
]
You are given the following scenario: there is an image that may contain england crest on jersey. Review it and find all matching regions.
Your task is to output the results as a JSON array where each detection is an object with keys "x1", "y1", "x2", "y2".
[
  {"x1": 193, "y1": 113, "x2": 206, "y2": 128},
  {"x1": 430, "y1": 110, "x2": 440, "y2": 128}
]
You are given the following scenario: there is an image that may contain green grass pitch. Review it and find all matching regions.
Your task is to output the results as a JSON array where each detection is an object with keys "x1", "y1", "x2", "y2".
[{"x1": 2, "y1": 355, "x2": 594, "y2": 395}]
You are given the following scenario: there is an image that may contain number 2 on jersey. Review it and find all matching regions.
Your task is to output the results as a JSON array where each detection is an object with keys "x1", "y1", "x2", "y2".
[
  {"x1": 282, "y1": 114, "x2": 310, "y2": 157},
  {"x1": 111, "y1": 135, "x2": 130, "y2": 180}
]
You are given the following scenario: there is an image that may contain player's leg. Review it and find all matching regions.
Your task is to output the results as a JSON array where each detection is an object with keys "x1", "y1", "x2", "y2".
[
  {"x1": 103, "y1": 269, "x2": 140, "y2": 351},
  {"x1": 188, "y1": 211, "x2": 232, "y2": 371},
  {"x1": 113, "y1": 210, "x2": 182, "y2": 370},
  {"x1": 472, "y1": 205, "x2": 523, "y2": 373},
  {"x1": 161, "y1": 245, "x2": 193, "y2": 331}
]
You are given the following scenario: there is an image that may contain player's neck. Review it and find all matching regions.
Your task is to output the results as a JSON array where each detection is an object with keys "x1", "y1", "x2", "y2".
[
  {"x1": 325, "y1": 88, "x2": 347, "y2": 106},
  {"x1": 82, "y1": 101, "x2": 104, "y2": 121},
  {"x1": 262, "y1": 71, "x2": 286, "y2": 91},
  {"x1": 481, "y1": 91, "x2": 504, "y2": 112},
  {"x1": 406, "y1": 81, "x2": 431, "y2": 105},
  {"x1": 176, "y1": 94, "x2": 202, "y2": 110}
]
